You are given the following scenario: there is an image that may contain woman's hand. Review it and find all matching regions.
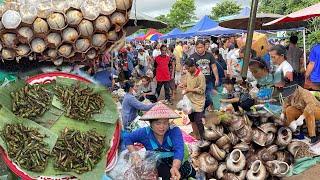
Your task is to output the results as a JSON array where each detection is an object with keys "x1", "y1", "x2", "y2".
[{"x1": 170, "y1": 166, "x2": 181, "y2": 180}]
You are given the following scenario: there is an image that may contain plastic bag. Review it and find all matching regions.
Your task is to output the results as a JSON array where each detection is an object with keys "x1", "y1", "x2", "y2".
[
  {"x1": 108, "y1": 149, "x2": 158, "y2": 180},
  {"x1": 257, "y1": 88, "x2": 273, "y2": 100},
  {"x1": 177, "y1": 95, "x2": 193, "y2": 115}
]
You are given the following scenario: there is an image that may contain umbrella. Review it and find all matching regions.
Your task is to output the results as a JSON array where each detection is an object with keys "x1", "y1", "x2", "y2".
[
  {"x1": 219, "y1": 13, "x2": 307, "y2": 30},
  {"x1": 124, "y1": 11, "x2": 167, "y2": 36},
  {"x1": 264, "y1": 3, "x2": 320, "y2": 26},
  {"x1": 263, "y1": 3, "x2": 320, "y2": 71}
]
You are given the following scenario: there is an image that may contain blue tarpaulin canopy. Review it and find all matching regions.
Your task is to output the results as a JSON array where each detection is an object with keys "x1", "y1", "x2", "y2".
[
  {"x1": 176, "y1": 16, "x2": 219, "y2": 38},
  {"x1": 160, "y1": 28, "x2": 183, "y2": 39},
  {"x1": 198, "y1": 26, "x2": 245, "y2": 36}
]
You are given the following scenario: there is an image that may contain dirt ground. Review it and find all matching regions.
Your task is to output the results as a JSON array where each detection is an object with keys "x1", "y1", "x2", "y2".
[{"x1": 165, "y1": 87, "x2": 320, "y2": 180}]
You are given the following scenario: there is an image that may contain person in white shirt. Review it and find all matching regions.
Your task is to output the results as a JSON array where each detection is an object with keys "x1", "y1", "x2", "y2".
[
  {"x1": 269, "y1": 45, "x2": 294, "y2": 88},
  {"x1": 152, "y1": 43, "x2": 161, "y2": 58},
  {"x1": 137, "y1": 48, "x2": 151, "y2": 75},
  {"x1": 226, "y1": 45, "x2": 241, "y2": 80},
  {"x1": 219, "y1": 39, "x2": 229, "y2": 62}
]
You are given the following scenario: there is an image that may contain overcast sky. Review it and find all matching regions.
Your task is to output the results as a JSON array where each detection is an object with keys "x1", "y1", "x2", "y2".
[{"x1": 134, "y1": 0, "x2": 250, "y2": 18}]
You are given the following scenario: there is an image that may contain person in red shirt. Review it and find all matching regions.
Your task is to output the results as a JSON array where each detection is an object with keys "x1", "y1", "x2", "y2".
[{"x1": 154, "y1": 45, "x2": 173, "y2": 104}]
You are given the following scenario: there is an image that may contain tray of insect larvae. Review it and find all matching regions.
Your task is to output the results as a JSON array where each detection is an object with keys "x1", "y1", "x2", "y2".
[
  {"x1": 0, "y1": 104, "x2": 58, "y2": 173},
  {"x1": 0, "y1": 72, "x2": 120, "y2": 179}
]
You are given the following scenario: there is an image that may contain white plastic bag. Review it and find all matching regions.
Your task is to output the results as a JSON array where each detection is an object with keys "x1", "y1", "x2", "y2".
[{"x1": 177, "y1": 95, "x2": 193, "y2": 115}]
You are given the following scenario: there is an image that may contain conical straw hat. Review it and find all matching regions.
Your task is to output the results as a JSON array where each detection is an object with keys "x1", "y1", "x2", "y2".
[{"x1": 140, "y1": 103, "x2": 181, "y2": 120}]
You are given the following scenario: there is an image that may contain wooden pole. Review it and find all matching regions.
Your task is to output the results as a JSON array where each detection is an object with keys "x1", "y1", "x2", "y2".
[{"x1": 241, "y1": 0, "x2": 259, "y2": 78}]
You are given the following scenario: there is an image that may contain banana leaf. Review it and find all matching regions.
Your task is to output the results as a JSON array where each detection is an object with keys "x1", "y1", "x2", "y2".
[
  {"x1": 32, "y1": 115, "x2": 115, "y2": 179},
  {"x1": 0, "y1": 105, "x2": 59, "y2": 174},
  {"x1": 52, "y1": 77, "x2": 118, "y2": 124},
  {"x1": 0, "y1": 80, "x2": 64, "y2": 129}
]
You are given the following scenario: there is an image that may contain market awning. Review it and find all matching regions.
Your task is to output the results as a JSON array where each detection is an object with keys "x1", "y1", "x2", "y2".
[
  {"x1": 219, "y1": 13, "x2": 307, "y2": 30},
  {"x1": 160, "y1": 28, "x2": 183, "y2": 39},
  {"x1": 264, "y1": 3, "x2": 320, "y2": 26},
  {"x1": 135, "y1": 29, "x2": 162, "y2": 41},
  {"x1": 176, "y1": 16, "x2": 219, "y2": 38},
  {"x1": 125, "y1": 11, "x2": 167, "y2": 36},
  {"x1": 197, "y1": 26, "x2": 245, "y2": 36}
]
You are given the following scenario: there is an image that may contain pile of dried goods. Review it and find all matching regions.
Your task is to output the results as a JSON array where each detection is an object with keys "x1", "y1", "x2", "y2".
[
  {"x1": 2, "y1": 124, "x2": 50, "y2": 172},
  {"x1": 52, "y1": 128, "x2": 105, "y2": 174},
  {"x1": 54, "y1": 83, "x2": 104, "y2": 121},
  {"x1": 11, "y1": 85, "x2": 52, "y2": 119}
]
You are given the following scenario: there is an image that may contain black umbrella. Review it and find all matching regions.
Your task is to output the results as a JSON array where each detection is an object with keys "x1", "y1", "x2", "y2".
[
  {"x1": 124, "y1": 11, "x2": 167, "y2": 36},
  {"x1": 219, "y1": 13, "x2": 307, "y2": 30}
]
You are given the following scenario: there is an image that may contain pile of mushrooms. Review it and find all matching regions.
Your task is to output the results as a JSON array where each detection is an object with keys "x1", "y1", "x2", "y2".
[
  {"x1": 0, "y1": 0, "x2": 131, "y2": 65},
  {"x1": 191, "y1": 112, "x2": 312, "y2": 179}
]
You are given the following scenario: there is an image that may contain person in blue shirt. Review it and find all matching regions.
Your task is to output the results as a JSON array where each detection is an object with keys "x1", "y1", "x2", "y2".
[
  {"x1": 121, "y1": 80, "x2": 155, "y2": 130},
  {"x1": 305, "y1": 43, "x2": 320, "y2": 90},
  {"x1": 124, "y1": 113, "x2": 196, "y2": 180}
]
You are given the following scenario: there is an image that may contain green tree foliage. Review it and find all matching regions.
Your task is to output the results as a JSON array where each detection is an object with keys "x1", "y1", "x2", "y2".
[
  {"x1": 156, "y1": 0, "x2": 196, "y2": 33},
  {"x1": 167, "y1": 0, "x2": 196, "y2": 28},
  {"x1": 155, "y1": 15, "x2": 171, "y2": 33},
  {"x1": 258, "y1": 0, "x2": 287, "y2": 14},
  {"x1": 210, "y1": 0, "x2": 241, "y2": 20}
]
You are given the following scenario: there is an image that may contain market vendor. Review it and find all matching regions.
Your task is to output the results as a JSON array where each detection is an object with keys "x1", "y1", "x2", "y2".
[
  {"x1": 121, "y1": 80, "x2": 155, "y2": 130},
  {"x1": 269, "y1": 45, "x2": 294, "y2": 88},
  {"x1": 220, "y1": 78, "x2": 241, "y2": 112},
  {"x1": 220, "y1": 78, "x2": 254, "y2": 112},
  {"x1": 124, "y1": 103, "x2": 196, "y2": 180},
  {"x1": 136, "y1": 76, "x2": 157, "y2": 103},
  {"x1": 248, "y1": 58, "x2": 274, "y2": 88}
]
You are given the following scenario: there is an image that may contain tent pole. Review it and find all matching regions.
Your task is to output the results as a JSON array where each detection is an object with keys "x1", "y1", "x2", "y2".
[
  {"x1": 303, "y1": 28, "x2": 307, "y2": 70},
  {"x1": 241, "y1": 0, "x2": 259, "y2": 78}
]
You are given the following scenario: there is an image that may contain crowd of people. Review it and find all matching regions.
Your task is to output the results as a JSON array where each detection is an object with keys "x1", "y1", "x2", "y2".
[
  {"x1": 87, "y1": 35, "x2": 320, "y2": 180},
  {"x1": 84, "y1": 35, "x2": 320, "y2": 141}
]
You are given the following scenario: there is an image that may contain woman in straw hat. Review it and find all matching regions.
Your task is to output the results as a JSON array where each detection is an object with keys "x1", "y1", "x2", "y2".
[{"x1": 124, "y1": 103, "x2": 196, "y2": 180}]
